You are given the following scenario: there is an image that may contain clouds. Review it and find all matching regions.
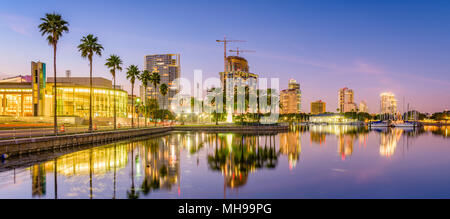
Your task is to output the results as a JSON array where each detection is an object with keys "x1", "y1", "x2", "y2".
[{"x1": 0, "y1": 13, "x2": 35, "y2": 37}]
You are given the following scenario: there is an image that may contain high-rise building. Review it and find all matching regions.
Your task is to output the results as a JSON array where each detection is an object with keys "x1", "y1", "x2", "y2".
[
  {"x1": 288, "y1": 79, "x2": 300, "y2": 90},
  {"x1": 219, "y1": 56, "x2": 258, "y2": 115},
  {"x1": 280, "y1": 79, "x2": 301, "y2": 114},
  {"x1": 219, "y1": 56, "x2": 258, "y2": 90},
  {"x1": 311, "y1": 100, "x2": 326, "y2": 115},
  {"x1": 359, "y1": 101, "x2": 368, "y2": 113},
  {"x1": 143, "y1": 54, "x2": 180, "y2": 107},
  {"x1": 338, "y1": 87, "x2": 357, "y2": 113},
  {"x1": 380, "y1": 92, "x2": 397, "y2": 114}
]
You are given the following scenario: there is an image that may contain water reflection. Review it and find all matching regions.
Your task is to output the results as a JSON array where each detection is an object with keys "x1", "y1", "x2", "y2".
[
  {"x1": 308, "y1": 125, "x2": 369, "y2": 160},
  {"x1": 279, "y1": 132, "x2": 301, "y2": 170},
  {"x1": 424, "y1": 126, "x2": 449, "y2": 138},
  {"x1": 139, "y1": 136, "x2": 180, "y2": 197},
  {"x1": 1, "y1": 125, "x2": 448, "y2": 199},
  {"x1": 31, "y1": 164, "x2": 46, "y2": 197},
  {"x1": 379, "y1": 128, "x2": 403, "y2": 157},
  {"x1": 207, "y1": 134, "x2": 279, "y2": 190}
]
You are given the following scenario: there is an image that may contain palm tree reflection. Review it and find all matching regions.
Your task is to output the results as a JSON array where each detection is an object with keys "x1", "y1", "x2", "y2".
[
  {"x1": 127, "y1": 143, "x2": 139, "y2": 199},
  {"x1": 207, "y1": 134, "x2": 279, "y2": 189}
]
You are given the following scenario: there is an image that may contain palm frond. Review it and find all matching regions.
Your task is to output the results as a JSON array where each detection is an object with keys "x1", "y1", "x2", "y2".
[
  {"x1": 38, "y1": 13, "x2": 69, "y2": 46},
  {"x1": 78, "y1": 34, "x2": 104, "y2": 59}
]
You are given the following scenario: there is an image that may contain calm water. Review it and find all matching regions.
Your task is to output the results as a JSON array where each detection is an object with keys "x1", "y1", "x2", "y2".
[{"x1": 0, "y1": 125, "x2": 449, "y2": 199}]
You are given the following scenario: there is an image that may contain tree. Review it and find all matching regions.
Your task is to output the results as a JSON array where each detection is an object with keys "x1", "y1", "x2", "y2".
[
  {"x1": 159, "y1": 84, "x2": 168, "y2": 124},
  {"x1": 147, "y1": 99, "x2": 159, "y2": 127},
  {"x1": 431, "y1": 111, "x2": 449, "y2": 123},
  {"x1": 149, "y1": 73, "x2": 161, "y2": 126},
  {"x1": 105, "y1": 55, "x2": 123, "y2": 130},
  {"x1": 210, "y1": 88, "x2": 222, "y2": 125},
  {"x1": 78, "y1": 34, "x2": 104, "y2": 132},
  {"x1": 126, "y1": 65, "x2": 140, "y2": 128},
  {"x1": 38, "y1": 13, "x2": 69, "y2": 135},
  {"x1": 159, "y1": 84, "x2": 168, "y2": 110},
  {"x1": 149, "y1": 72, "x2": 161, "y2": 100},
  {"x1": 139, "y1": 70, "x2": 151, "y2": 126}
]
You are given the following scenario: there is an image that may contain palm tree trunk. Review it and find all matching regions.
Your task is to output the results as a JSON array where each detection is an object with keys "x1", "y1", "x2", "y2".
[
  {"x1": 131, "y1": 83, "x2": 134, "y2": 128},
  {"x1": 54, "y1": 157, "x2": 58, "y2": 199},
  {"x1": 113, "y1": 72, "x2": 116, "y2": 130},
  {"x1": 163, "y1": 97, "x2": 165, "y2": 125},
  {"x1": 89, "y1": 149, "x2": 93, "y2": 199},
  {"x1": 154, "y1": 84, "x2": 157, "y2": 127},
  {"x1": 53, "y1": 44, "x2": 58, "y2": 135},
  {"x1": 113, "y1": 144, "x2": 116, "y2": 199},
  {"x1": 130, "y1": 143, "x2": 135, "y2": 198},
  {"x1": 89, "y1": 58, "x2": 93, "y2": 132},
  {"x1": 145, "y1": 86, "x2": 148, "y2": 127}
]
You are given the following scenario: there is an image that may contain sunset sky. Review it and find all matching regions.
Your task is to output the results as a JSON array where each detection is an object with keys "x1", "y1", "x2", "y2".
[{"x1": 0, "y1": 0, "x2": 449, "y2": 113}]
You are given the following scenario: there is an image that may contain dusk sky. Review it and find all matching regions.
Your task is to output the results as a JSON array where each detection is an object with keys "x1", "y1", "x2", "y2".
[{"x1": 0, "y1": 0, "x2": 449, "y2": 113}]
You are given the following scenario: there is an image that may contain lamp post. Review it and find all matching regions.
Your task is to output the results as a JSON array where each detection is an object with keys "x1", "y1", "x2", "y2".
[
  {"x1": 180, "y1": 99, "x2": 185, "y2": 126},
  {"x1": 136, "y1": 98, "x2": 140, "y2": 128}
]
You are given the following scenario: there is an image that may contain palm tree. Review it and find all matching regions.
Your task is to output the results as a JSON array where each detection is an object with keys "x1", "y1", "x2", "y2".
[
  {"x1": 149, "y1": 72, "x2": 161, "y2": 100},
  {"x1": 78, "y1": 34, "x2": 104, "y2": 132},
  {"x1": 147, "y1": 99, "x2": 159, "y2": 127},
  {"x1": 149, "y1": 73, "x2": 161, "y2": 126},
  {"x1": 208, "y1": 88, "x2": 221, "y2": 125},
  {"x1": 105, "y1": 55, "x2": 123, "y2": 130},
  {"x1": 139, "y1": 70, "x2": 151, "y2": 126},
  {"x1": 159, "y1": 84, "x2": 168, "y2": 124},
  {"x1": 38, "y1": 13, "x2": 69, "y2": 135},
  {"x1": 159, "y1": 84, "x2": 168, "y2": 110},
  {"x1": 126, "y1": 65, "x2": 140, "y2": 128}
]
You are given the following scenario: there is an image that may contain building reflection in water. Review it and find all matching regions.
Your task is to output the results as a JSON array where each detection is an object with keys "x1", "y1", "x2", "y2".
[
  {"x1": 29, "y1": 144, "x2": 129, "y2": 199},
  {"x1": 28, "y1": 139, "x2": 180, "y2": 199},
  {"x1": 24, "y1": 125, "x2": 444, "y2": 198},
  {"x1": 279, "y1": 131, "x2": 301, "y2": 170},
  {"x1": 379, "y1": 128, "x2": 403, "y2": 157},
  {"x1": 56, "y1": 145, "x2": 128, "y2": 176},
  {"x1": 338, "y1": 134, "x2": 355, "y2": 160},
  {"x1": 139, "y1": 136, "x2": 180, "y2": 196},
  {"x1": 309, "y1": 125, "x2": 369, "y2": 160},
  {"x1": 424, "y1": 126, "x2": 449, "y2": 138}
]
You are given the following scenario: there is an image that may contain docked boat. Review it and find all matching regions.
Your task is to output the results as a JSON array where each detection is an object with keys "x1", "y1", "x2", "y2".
[
  {"x1": 370, "y1": 120, "x2": 391, "y2": 127},
  {"x1": 393, "y1": 121, "x2": 419, "y2": 128}
]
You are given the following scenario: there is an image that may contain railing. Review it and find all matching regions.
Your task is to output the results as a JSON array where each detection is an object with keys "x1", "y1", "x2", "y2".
[{"x1": 0, "y1": 124, "x2": 174, "y2": 141}]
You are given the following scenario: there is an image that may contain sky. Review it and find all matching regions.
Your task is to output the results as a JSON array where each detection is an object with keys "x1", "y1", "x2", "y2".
[{"x1": 0, "y1": 0, "x2": 449, "y2": 113}]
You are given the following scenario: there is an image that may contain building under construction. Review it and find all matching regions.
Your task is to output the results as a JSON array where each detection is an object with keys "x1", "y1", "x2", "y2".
[
  {"x1": 219, "y1": 56, "x2": 258, "y2": 89},
  {"x1": 219, "y1": 56, "x2": 259, "y2": 115}
]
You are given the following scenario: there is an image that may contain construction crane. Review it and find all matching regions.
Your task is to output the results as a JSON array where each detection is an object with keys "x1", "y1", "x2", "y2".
[
  {"x1": 229, "y1": 48, "x2": 255, "y2": 56},
  {"x1": 216, "y1": 36, "x2": 246, "y2": 72}
]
